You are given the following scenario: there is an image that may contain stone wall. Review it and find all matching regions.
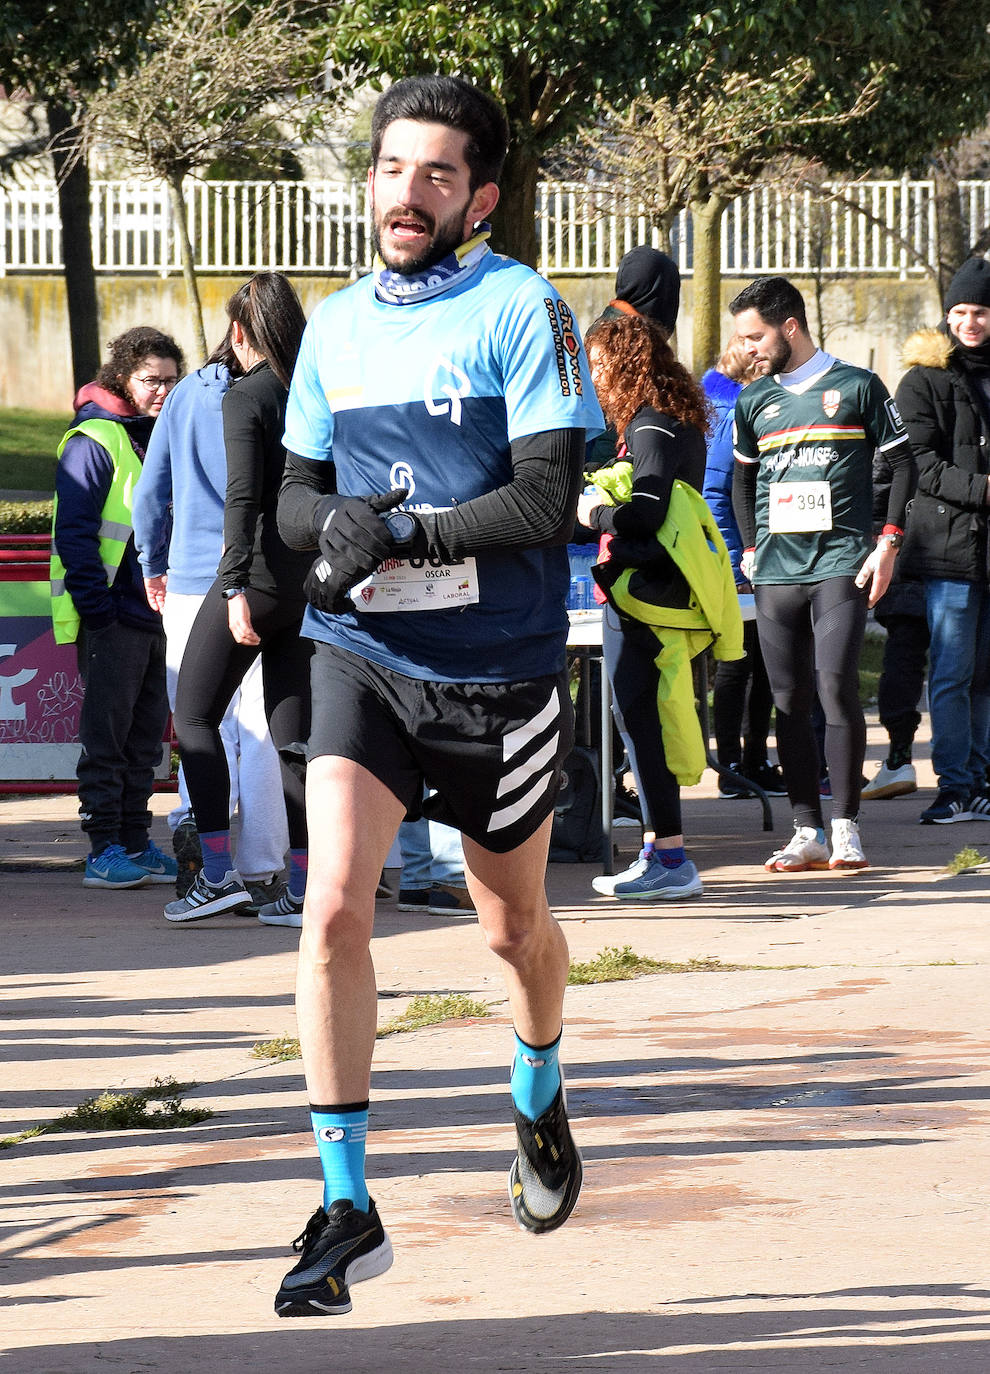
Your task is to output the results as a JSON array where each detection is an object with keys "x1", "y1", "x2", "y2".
[{"x1": 0, "y1": 271, "x2": 945, "y2": 414}]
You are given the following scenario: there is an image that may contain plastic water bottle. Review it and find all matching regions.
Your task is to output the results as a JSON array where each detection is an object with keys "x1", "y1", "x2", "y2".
[{"x1": 573, "y1": 575, "x2": 590, "y2": 611}]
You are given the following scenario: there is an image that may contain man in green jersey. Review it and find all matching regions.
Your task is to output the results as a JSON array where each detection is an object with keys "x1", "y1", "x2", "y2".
[{"x1": 730, "y1": 276, "x2": 914, "y2": 872}]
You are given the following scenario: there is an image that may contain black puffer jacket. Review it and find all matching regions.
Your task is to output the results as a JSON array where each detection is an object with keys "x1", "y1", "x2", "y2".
[{"x1": 894, "y1": 328, "x2": 990, "y2": 582}]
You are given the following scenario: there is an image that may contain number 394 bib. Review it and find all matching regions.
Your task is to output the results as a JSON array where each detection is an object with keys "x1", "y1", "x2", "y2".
[{"x1": 768, "y1": 481, "x2": 832, "y2": 533}]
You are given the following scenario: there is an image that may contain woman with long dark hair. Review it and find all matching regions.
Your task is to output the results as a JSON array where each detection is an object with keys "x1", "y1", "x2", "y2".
[
  {"x1": 165, "y1": 273, "x2": 314, "y2": 925},
  {"x1": 577, "y1": 311, "x2": 714, "y2": 902}
]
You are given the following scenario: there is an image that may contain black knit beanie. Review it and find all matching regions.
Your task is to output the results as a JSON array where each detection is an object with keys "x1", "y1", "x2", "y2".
[
  {"x1": 943, "y1": 256, "x2": 990, "y2": 312},
  {"x1": 614, "y1": 246, "x2": 681, "y2": 334}
]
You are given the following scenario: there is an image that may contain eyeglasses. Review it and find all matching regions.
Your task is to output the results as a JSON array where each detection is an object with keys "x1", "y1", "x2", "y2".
[{"x1": 133, "y1": 375, "x2": 179, "y2": 392}]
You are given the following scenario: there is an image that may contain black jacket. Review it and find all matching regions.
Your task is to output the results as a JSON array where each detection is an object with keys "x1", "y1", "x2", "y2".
[{"x1": 895, "y1": 328, "x2": 990, "y2": 583}]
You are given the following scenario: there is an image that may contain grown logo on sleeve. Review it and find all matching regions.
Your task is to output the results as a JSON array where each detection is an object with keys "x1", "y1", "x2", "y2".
[
  {"x1": 556, "y1": 301, "x2": 584, "y2": 397},
  {"x1": 545, "y1": 296, "x2": 570, "y2": 395}
]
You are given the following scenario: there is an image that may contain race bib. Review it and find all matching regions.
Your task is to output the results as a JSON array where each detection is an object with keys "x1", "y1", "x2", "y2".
[
  {"x1": 768, "y1": 481, "x2": 832, "y2": 533},
  {"x1": 351, "y1": 555, "x2": 479, "y2": 612}
]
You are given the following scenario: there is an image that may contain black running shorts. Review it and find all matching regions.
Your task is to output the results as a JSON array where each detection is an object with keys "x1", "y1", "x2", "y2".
[{"x1": 308, "y1": 643, "x2": 575, "y2": 854}]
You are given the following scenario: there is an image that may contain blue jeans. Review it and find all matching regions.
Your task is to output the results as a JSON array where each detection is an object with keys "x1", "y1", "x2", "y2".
[
  {"x1": 398, "y1": 796, "x2": 465, "y2": 890},
  {"x1": 925, "y1": 578, "x2": 990, "y2": 795}
]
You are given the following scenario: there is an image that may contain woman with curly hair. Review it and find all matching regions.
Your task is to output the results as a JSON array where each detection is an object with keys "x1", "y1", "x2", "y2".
[{"x1": 576, "y1": 311, "x2": 711, "y2": 901}]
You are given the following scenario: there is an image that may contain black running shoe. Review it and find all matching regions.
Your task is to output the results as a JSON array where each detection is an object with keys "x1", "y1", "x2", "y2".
[
  {"x1": 508, "y1": 1080, "x2": 582, "y2": 1234},
  {"x1": 274, "y1": 1198, "x2": 393, "y2": 1317}
]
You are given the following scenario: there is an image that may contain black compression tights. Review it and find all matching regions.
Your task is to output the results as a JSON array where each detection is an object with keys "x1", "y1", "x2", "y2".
[
  {"x1": 754, "y1": 577, "x2": 868, "y2": 826},
  {"x1": 174, "y1": 582, "x2": 312, "y2": 846}
]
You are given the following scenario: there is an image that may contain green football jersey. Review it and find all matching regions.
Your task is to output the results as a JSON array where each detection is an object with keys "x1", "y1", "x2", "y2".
[{"x1": 733, "y1": 355, "x2": 908, "y2": 585}]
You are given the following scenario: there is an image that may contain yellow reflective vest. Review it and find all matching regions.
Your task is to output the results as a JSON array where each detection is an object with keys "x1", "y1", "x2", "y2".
[
  {"x1": 50, "y1": 419, "x2": 143, "y2": 645},
  {"x1": 590, "y1": 463, "x2": 744, "y2": 787}
]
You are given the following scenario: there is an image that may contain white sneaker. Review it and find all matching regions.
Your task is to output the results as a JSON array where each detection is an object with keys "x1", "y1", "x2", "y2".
[
  {"x1": 592, "y1": 848, "x2": 651, "y2": 895},
  {"x1": 764, "y1": 826, "x2": 830, "y2": 873},
  {"x1": 829, "y1": 818, "x2": 868, "y2": 870},
  {"x1": 861, "y1": 760, "x2": 917, "y2": 800},
  {"x1": 258, "y1": 890, "x2": 304, "y2": 927}
]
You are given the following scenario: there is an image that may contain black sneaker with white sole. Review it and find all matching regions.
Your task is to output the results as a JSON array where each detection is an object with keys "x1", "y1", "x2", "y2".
[
  {"x1": 274, "y1": 1198, "x2": 393, "y2": 1317},
  {"x1": 508, "y1": 1080, "x2": 582, "y2": 1234},
  {"x1": 163, "y1": 869, "x2": 252, "y2": 922}
]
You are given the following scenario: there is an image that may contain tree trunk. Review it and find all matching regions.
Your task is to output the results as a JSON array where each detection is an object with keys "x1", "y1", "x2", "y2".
[
  {"x1": 490, "y1": 141, "x2": 539, "y2": 268},
  {"x1": 46, "y1": 98, "x2": 100, "y2": 391},
  {"x1": 689, "y1": 194, "x2": 728, "y2": 377},
  {"x1": 166, "y1": 170, "x2": 207, "y2": 360},
  {"x1": 932, "y1": 153, "x2": 967, "y2": 306}
]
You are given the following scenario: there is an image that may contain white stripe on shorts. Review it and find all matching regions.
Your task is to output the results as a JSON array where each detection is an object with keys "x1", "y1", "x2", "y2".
[
  {"x1": 496, "y1": 730, "x2": 560, "y2": 799},
  {"x1": 488, "y1": 770, "x2": 555, "y2": 833},
  {"x1": 501, "y1": 688, "x2": 561, "y2": 761}
]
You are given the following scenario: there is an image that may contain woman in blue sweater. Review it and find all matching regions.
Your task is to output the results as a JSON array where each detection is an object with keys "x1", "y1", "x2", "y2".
[{"x1": 132, "y1": 344, "x2": 290, "y2": 905}]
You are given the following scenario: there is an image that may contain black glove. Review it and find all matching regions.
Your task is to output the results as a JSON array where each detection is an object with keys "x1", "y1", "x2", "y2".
[{"x1": 305, "y1": 488, "x2": 408, "y2": 614}]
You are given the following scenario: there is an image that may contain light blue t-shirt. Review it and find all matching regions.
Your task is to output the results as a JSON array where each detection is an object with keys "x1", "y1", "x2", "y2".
[{"x1": 284, "y1": 250, "x2": 604, "y2": 682}]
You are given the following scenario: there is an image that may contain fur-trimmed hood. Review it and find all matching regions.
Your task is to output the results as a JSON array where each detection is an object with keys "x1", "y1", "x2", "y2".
[{"x1": 900, "y1": 326, "x2": 953, "y2": 371}]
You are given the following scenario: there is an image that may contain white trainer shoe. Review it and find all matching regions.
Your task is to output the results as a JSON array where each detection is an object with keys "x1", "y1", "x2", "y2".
[
  {"x1": 861, "y1": 760, "x2": 917, "y2": 800},
  {"x1": 829, "y1": 818, "x2": 869, "y2": 870},
  {"x1": 764, "y1": 826, "x2": 830, "y2": 873},
  {"x1": 591, "y1": 848, "x2": 651, "y2": 896}
]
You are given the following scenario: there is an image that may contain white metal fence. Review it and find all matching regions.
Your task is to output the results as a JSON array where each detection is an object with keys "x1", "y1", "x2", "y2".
[{"x1": 3, "y1": 177, "x2": 989, "y2": 278}]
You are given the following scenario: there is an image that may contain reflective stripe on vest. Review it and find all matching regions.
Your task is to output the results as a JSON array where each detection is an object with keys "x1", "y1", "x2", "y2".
[{"x1": 50, "y1": 419, "x2": 144, "y2": 645}]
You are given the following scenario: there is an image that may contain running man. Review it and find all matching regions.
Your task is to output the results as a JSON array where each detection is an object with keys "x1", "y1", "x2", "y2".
[
  {"x1": 273, "y1": 75, "x2": 604, "y2": 1317},
  {"x1": 730, "y1": 276, "x2": 914, "y2": 872}
]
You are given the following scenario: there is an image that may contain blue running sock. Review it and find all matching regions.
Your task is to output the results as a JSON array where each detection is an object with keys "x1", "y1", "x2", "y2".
[
  {"x1": 199, "y1": 830, "x2": 234, "y2": 885},
  {"x1": 310, "y1": 1103, "x2": 370, "y2": 1212},
  {"x1": 657, "y1": 846, "x2": 686, "y2": 869},
  {"x1": 288, "y1": 849, "x2": 308, "y2": 900},
  {"x1": 510, "y1": 1029, "x2": 562, "y2": 1122}
]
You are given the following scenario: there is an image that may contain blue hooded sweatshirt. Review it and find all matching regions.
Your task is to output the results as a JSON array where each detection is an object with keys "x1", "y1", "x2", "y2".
[
  {"x1": 132, "y1": 363, "x2": 231, "y2": 595},
  {"x1": 701, "y1": 367, "x2": 745, "y2": 587}
]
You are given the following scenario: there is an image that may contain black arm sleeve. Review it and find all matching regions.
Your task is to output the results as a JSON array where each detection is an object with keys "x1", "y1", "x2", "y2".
[
  {"x1": 732, "y1": 460, "x2": 759, "y2": 549},
  {"x1": 424, "y1": 428, "x2": 585, "y2": 559},
  {"x1": 277, "y1": 452, "x2": 338, "y2": 551},
  {"x1": 879, "y1": 436, "x2": 916, "y2": 530},
  {"x1": 277, "y1": 428, "x2": 586, "y2": 561}
]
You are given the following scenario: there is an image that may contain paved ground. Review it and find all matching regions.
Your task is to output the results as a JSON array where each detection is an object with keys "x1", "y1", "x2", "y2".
[{"x1": 2, "y1": 729, "x2": 989, "y2": 1372}]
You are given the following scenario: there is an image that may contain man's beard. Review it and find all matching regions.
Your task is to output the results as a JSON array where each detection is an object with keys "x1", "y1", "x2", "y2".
[
  {"x1": 372, "y1": 204, "x2": 469, "y2": 275},
  {"x1": 763, "y1": 334, "x2": 793, "y2": 374}
]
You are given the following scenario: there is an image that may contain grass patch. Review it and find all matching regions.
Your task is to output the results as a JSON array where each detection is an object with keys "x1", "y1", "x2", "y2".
[
  {"x1": 946, "y1": 846, "x2": 989, "y2": 875},
  {"x1": 252, "y1": 994, "x2": 493, "y2": 1062},
  {"x1": 0, "y1": 408, "x2": 71, "y2": 492},
  {"x1": 252, "y1": 1035, "x2": 302, "y2": 1062},
  {"x1": 567, "y1": 944, "x2": 764, "y2": 984},
  {"x1": 378, "y1": 993, "x2": 491, "y2": 1037},
  {"x1": 0, "y1": 1077, "x2": 212, "y2": 1150}
]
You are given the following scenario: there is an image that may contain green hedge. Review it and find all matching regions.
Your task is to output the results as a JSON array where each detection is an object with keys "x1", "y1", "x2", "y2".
[{"x1": 0, "y1": 500, "x2": 53, "y2": 534}]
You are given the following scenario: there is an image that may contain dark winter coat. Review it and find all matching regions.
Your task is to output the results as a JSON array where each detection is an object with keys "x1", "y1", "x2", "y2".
[{"x1": 895, "y1": 328, "x2": 990, "y2": 583}]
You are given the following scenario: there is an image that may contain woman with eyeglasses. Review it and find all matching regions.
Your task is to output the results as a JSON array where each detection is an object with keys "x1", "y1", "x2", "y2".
[
  {"x1": 52, "y1": 325, "x2": 186, "y2": 890},
  {"x1": 165, "y1": 273, "x2": 315, "y2": 927}
]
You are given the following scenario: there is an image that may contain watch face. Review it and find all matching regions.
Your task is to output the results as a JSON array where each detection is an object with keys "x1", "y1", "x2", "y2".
[{"x1": 384, "y1": 512, "x2": 416, "y2": 543}]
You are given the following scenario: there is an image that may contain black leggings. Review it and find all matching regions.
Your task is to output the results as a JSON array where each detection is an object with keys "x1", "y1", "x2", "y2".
[
  {"x1": 174, "y1": 582, "x2": 312, "y2": 847},
  {"x1": 755, "y1": 577, "x2": 867, "y2": 825},
  {"x1": 602, "y1": 606, "x2": 682, "y2": 838},
  {"x1": 712, "y1": 618, "x2": 774, "y2": 772}
]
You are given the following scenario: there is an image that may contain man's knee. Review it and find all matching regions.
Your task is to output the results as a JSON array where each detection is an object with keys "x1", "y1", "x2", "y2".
[
  {"x1": 478, "y1": 898, "x2": 554, "y2": 965},
  {"x1": 302, "y1": 876, "x2": 375, "y2": 955}
]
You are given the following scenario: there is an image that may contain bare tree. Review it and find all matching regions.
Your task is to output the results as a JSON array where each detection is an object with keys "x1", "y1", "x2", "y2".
[
  {"x1": 562, "y1": 55, "x2": 883, "y2": 370},
  {"x1": 81, "y1": 0, "x2": 325, "y2": 356}
]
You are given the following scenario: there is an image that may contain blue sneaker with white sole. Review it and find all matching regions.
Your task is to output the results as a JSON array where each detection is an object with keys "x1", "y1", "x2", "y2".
[
  {"x1": 612, "y1": 853, "x2": 703, "y2": 901},
  {"x1": 128, "y1": 841, "x2": 179, "y2": 885},
  {"x1": 83, "y1": 844, "x2": 150, "y2": 889}
]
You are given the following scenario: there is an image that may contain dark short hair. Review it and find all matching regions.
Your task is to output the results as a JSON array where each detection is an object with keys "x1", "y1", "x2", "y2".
[
  {"x1": 225, "y1": 272, "x2": 307, "y2": 390},
  {"x1": 370, "y1": 75, "x2": 509, "y2": 191},
  {"x1": 729, "y1": 276, "x2": 808, "y2": 331},
  {"x1": 97, "y1": 326, "x2": 184, "y2": 400}
]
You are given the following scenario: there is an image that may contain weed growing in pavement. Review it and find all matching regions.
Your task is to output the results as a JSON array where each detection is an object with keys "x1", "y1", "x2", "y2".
[
  {"x1": 252, "y1": 993, "x2": 492, "y2": 1062},
  {"x1": 946, "y1": 846, "x2": 989, "y2": 875},
  {"x1": 567, "y1": 945, "x2": 762, "y2": 984},
  {"x1": 377, "y1": 993, "x2": 491, "y2": 1037},
  {"x1": 0, "y1": 1077, "x2": 211, "y2": 1150}
]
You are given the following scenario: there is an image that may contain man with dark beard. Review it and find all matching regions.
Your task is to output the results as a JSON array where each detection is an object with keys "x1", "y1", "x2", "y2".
[
  {"x1": 729, "y1": 275, "x2": 914, "y2": 873},
  {"x1": 272, "y1": 75, "x2": 603, "y2": 1317}
]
